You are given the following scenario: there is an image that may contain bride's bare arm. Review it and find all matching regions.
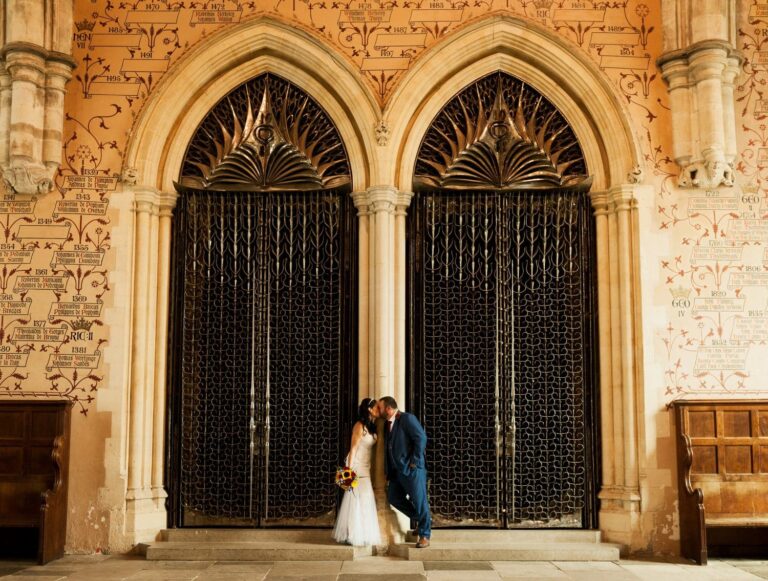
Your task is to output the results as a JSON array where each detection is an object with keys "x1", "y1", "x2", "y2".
[{"x1": 346, "y1": 422, "x2": 364, "y2": 468}]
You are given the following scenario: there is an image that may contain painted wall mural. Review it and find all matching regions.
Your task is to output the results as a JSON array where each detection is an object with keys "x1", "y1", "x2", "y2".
[
  {"x1": 0, "y1": 0, "x2": 672, "y2": 417},
  {"x1": 1, "y1": 1, "x2": 766, "y2": 414},
  {"x1": 656, "y1": 1, "x2": 768, "y2": 400}
]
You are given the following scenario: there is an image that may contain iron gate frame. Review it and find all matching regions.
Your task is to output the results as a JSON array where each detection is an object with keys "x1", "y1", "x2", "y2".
[
  {"x1": 405, "y1": 190, "x2": 601, "y2": 530},
  {"x1": 165, "y1": 187, "x2": 358, "y2": 528}
]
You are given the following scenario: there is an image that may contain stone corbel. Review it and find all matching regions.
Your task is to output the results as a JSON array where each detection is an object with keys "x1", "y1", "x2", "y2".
[{"x1": 658, "y1": 40, "x2": 742, "y2": 189}]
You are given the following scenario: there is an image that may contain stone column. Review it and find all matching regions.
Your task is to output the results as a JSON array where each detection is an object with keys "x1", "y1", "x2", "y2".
[
  {"x1": 126, "y1": 186, "x2": 171, "y2": 541},
  {"x1": 126, "y1": 189, "x2": 154, "y2": 533},
  {"x1": 393, "y1": 191, "x2": 413, "y2": 405},
  {"x1": 151, "y1": 192, "x2": 178, "y2": 496},
  {"x1": 689, "y1": 46, "x2": 727, "y2": 170},
  {"x1": 0, "y1": 63, "x2": 11, "y2": 170},
  {"x1": 597, "y1": 185, "x2": 643, "y2": 552},
  {"x1": 658, "y1": 40, "x2": 742, "y2": 188},
  {"x1": 3, "y1": 45, "x2": 48, "y2": 192},
  {"x1": 659, "y1": 59, "x2": 693, "y2": 170},
  {"x1": 356, "y1": 185, "x2": 409, "y2": 552},
  {"x1": 42, "y1": 54, "x2": 73, "y2": 171},
  {"x1": 0, "y1": 43, "x2": 74, "y2": 194},
  {"x1": 590, "y1": 192, "x2": 614, "y2": 489},
  {"x1": 352, "y1": 192, "x2": 371, "y2": 401},
  {"x1": 369, "y1": 185, "x2": 397, "y2": 397}
]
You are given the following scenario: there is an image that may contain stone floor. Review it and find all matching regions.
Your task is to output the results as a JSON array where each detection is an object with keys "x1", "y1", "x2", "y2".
[{"x1": 1, "y1": 555, "x2": 768, "y2": 580}]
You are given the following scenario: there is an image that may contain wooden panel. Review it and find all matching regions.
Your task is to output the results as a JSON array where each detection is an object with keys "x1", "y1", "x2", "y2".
[
  {"x1": 27, "y1": 446, "x2": 53, "y2": 476},
  {"x1": 723, "y1": 446, "x2": 752, "y2": 474},
  {"x1": 689, "y1": 411, "x2": 716, "y2": 438},
  {"x1": 29, "y1": 412, "x2": 58, "y2": 440},
  {"x1": 674, "y1": 400, "x2": 768, "y2": 565},
  {"x1": 0, "y1": 447, "x2": 23, "y2": 475},
  {"x1": 722, "y1": 411, "x2": 751, "y2": 438},
  {"x1": 0, "y1": 412, "x2": 25, "y2": 439},
  {"x1": 0, "y1": 402, "x2": 71, "y2": 564},
  {"x1": 692, "y1": 445, "x2": 718, "y2": 474},
  {"x1": 759, "y1": 411, "x2": 768, "y2": 437},
  {"x1": 760, "y1": 446, "x2": 768, "y2": 473}
]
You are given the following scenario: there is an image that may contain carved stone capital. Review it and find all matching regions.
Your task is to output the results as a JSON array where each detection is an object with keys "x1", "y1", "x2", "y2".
[
  {"x1": 658, "y1": 57, "x2": 691, "y2": 89},
  {"x1": 366, "y1": 185, "x2": 398, "y2": 215},
  {"x1": 132, "y1": 186, "x2": 163, "y2": 215},
  {"x1": 351, "y1": 191, "x2": 370, "y2": 216},
  {"x1": 157, "y1": 190, "x2": 179, "y2": 212},
  {"x1": 589, "y1": 191, "x2": 611, "y2": 216},
  {"x1": 1, "y1": 163, "x2": 54, "y2": 194},
  {"x1": 608, "y1": 185, "x2": 636, "y2": 213},
  {"x1": 395, "y1": 191, "x2": 414, "y2": 216}
]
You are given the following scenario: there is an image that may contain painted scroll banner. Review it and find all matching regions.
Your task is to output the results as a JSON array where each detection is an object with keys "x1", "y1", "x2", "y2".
[{"x1": 694, "y1": 346, "x2": 749, "y2": 371}]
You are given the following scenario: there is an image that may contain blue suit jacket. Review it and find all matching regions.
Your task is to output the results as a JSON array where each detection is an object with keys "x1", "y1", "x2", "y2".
[{"x1": 385, "y1": 411, "x2": 427, "y2": 478}]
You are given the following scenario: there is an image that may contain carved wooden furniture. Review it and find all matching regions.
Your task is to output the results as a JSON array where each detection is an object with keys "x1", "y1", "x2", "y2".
[
  {"x1": 673, "y1": 400, "x2": 768, "y2": 564},
  {"x1": 0, "y1": 401, "x2": 72, "y2": 564}
]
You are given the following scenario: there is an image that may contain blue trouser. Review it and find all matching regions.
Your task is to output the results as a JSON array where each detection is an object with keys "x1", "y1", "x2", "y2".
[{"x1": 387, "y1": 468, "x2": 432, "y2": 539}]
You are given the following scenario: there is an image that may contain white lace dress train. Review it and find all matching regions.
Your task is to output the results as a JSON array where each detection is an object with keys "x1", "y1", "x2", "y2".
[{"x1": 332, "y1": 429, "x2": 381, "y2": 547}]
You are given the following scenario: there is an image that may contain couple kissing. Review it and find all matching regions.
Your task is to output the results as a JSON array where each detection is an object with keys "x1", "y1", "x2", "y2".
[{"x1": 332, "y1": 396, "x2": 432, "y2": 549}]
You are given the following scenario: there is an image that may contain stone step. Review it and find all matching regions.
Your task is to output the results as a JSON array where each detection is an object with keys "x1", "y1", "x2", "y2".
[
  {"x1": 144, "y1": 541, "x2": 371, "y2": 561},
  {"x1": 391, "y1": 541, "x2": 620, "y2": 561},
  {"x1": 160, "y1": 528, "x2": 335, "y2": 543},
  {"x1": 405, "y1": 529, "x2": 601, "y2": 543}
]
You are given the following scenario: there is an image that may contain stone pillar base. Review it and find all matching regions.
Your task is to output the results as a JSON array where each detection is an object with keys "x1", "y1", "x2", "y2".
[
  {"x1": 599, "y1": 486, "x2": 642, "y2": 555},
  {"x1": 125, "y1": 487, "x2": 167, "y2": 544}
]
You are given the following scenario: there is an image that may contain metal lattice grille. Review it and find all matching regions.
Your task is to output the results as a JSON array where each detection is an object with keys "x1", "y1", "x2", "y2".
[
  {"x1": 409, "y1": 190, "x2": 597, "y2": 529},
  {"x1": 421, "y1": 194, "x2": 500, "y2": 525},
  {"x1": 172, "y1": 190, "x2": 354, "y2": 527}
]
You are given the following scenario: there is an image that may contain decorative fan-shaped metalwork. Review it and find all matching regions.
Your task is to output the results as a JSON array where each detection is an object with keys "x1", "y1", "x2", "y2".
[
  {"x1": 414, "y1": 72, "x2": 590, "y2": 191},
  {"x1": 179, "y1": 73, "x2": 351, "y2": 191}
]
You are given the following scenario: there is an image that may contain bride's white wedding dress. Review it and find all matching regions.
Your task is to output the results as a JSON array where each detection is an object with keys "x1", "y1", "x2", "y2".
[{"x1": 332, "y1": 428, "x2": 381, "y2": 546}]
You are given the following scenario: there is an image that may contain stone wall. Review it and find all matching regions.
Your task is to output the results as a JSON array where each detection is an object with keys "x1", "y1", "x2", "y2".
[{"x1": 1, "y1": 0, "x2": 767, "y2": 556}]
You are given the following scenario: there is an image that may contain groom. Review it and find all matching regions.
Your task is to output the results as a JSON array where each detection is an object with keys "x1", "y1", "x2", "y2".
[{"x1": 378, "y1": 396, "x2": 432, "y2": 548}]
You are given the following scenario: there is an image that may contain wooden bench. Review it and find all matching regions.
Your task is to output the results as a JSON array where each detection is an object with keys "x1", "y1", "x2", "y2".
[
  {"x1": 0, "y1": 401, "x2": 72, "y2": 564},
  {"x1": 673, "y1": 400, "x2": 768, "y2": 565}
]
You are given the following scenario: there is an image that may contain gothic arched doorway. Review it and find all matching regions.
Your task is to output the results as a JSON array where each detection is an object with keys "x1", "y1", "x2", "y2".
[
  {"x1": 166, "y1": 73, "x2": 357, "y2": 527},
  {"x1": 407, "y1": 72, "x2": 600, "y2": 528}
]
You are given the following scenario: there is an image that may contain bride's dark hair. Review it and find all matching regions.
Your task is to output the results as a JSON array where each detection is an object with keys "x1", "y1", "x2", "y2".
[{"x1": 357, "y1": 398, "x2": 377, "y2": 436}]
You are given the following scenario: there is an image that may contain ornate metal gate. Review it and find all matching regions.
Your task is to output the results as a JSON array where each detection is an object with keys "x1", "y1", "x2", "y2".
[
  {"x1": 407, "y1": 72, "x2": 599, "y2": 528},
  {"x1": 166, "y1": 74, "x2": 356, "y2": 527}
]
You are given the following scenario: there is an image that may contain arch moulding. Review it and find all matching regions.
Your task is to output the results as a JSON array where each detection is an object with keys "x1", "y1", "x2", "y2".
[
  {"x1": 383, "y1": 14, "x2": 650, "y2": 552},
  {"x1": 117, "y1": 16, "x2": 379, "y2": 544}
]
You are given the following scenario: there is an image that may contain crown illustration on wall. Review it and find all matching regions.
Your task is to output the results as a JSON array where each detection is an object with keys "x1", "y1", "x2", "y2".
[
  {"x1": 533, "y1": 0, "x2": 554, "y2": 8},
  {"x1": 75, "y1": 19, "x2": 96, "y2": 32},
  {"x1": 669, "y1": 285, "x2": 692, "y2": 300},
  {"x1": 70, "y1": 317, "x2": 94, "y2": 331}
]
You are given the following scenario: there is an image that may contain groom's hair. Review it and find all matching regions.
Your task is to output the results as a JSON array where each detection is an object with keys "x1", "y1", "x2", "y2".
[{"x1": 379, "y1": 396, "x2": 398, "y2": 410}]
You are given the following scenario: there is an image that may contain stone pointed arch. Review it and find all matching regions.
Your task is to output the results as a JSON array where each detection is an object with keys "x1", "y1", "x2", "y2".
[
  {"x1": 386, "y1": 14, "x2": 643, "y2": 192},
  {"x1": 384, "y1": 14, "x2": 649, "y2": 553},
  {"x1": 117, "y1": 17, "x2": 379, "y2": 544},
  {"x1": 124, "y1": 16, "x2": 378, "y2": 193}
]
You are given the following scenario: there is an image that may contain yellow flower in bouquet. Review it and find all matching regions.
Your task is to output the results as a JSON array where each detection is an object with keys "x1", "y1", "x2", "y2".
[{"x1": 335, "y1": 466, "x2": 359, "y2": 491}]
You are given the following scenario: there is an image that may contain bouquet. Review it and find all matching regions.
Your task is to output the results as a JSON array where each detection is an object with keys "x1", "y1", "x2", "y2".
[{"x1": 335, "y1": 466, "x2": 359, "y2": 492}]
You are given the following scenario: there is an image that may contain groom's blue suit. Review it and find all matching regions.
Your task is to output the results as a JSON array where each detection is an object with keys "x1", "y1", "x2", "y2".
[{"x1": 384, "y1": 411, "x2": 432, "y2": 539}]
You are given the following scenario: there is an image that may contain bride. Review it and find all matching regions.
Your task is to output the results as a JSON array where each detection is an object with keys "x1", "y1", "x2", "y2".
[{"x1": 332, "y1": 398, "x2": 382, "y2": 547}]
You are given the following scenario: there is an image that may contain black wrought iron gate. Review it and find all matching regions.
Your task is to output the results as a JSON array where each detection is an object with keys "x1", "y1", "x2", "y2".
[
  {"x1": 168, "y1": 190, "x2": 355, "y2": 527},
  {"x1": 408, "y1": 191, "x2": 598, "y2": 529}
]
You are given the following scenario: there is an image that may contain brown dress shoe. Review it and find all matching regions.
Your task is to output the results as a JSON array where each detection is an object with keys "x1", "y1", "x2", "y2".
[{"x1": 415, "y1": 536, "x2": 430, "y2": 548}]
